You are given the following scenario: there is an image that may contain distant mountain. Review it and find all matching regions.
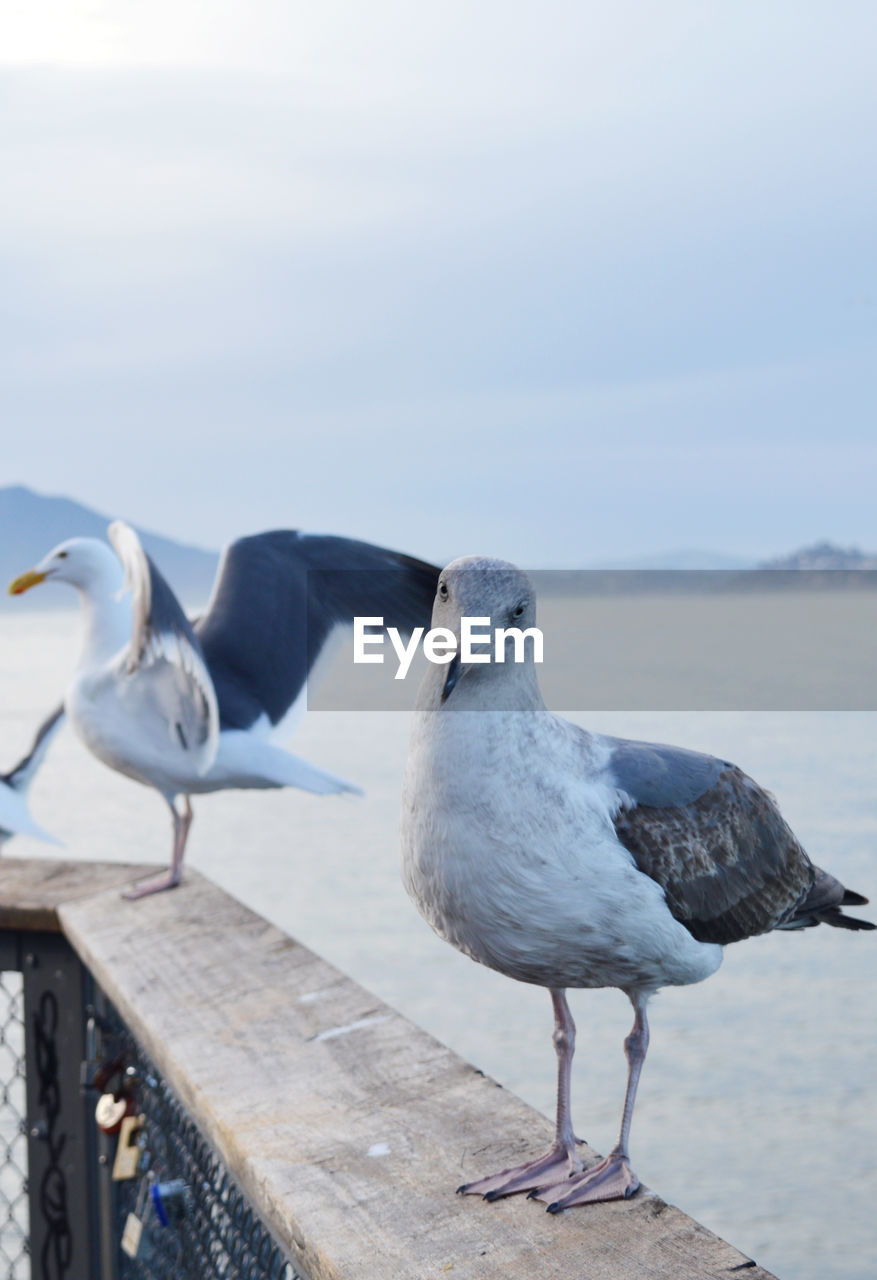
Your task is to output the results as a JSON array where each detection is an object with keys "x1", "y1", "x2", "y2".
[
  {"x1": 583, "y1": 542, "x2": 877, "y2": 572},
  {"x1": 538, "y1": 539, "x2": 877, "y2": 596},
  {"x1": 584, "y1": 548, "x2": 756, "y2": 570},
  {"x1": 0, "y1": 485, "x2": 219, "y2": 609},
  {"x1": 758, "y1": 540, "x2": 877, "y2": 570}
]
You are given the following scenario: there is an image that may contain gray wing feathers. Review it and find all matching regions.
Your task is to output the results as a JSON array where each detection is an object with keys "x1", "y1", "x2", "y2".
[
  {"x1": 610, "y1": 751, "x2": 816, "y2": 945},
  {"x1": 150, "y1": 660, "x2": 216, "y2": 756},
  {"x1": 610, "y1": 742, "x2": 873, "y2": 941},
  {"x1": 606, "y1": 737, "x2": 728, "y2": 808}
]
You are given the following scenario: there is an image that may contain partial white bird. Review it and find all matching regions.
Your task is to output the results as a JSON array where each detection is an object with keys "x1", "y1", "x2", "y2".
[
  {"x1": 11, "y1": 523, "x2": 438, "y2": 898},
  {"x1": 0, "y1": 705, "x2": 65, "y2": 847},
  {"x1": 401, "y1": 556, "x2": 874, "y2": 1211}
]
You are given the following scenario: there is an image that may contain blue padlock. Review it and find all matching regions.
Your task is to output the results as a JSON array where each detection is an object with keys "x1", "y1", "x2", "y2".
[{"x1": 150, "y1": 1178, "x2": 189, "y2": 1227}]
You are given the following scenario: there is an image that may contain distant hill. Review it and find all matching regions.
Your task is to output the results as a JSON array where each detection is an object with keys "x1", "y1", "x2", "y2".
[
  {"x1": 583, "y1": 542, "x2": 877, "y2": 572},
  {"x1": 584, "y1": 548, "x2": 755, "y2": 570},
  {"x1": 0, "y1": 485, "x2": 219, "y2": 609},
  {"x1": 758, "y1": 540, "x2": 877, "y2": 570},
  {"x1": 539, "y1": 539, "x2": 877, "y2": 596}
]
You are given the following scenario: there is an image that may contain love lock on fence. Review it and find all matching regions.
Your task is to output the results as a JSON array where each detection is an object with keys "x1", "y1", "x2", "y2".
[{"x1": 121, "y1": 1174, "x2": 190, "y2": 1263}]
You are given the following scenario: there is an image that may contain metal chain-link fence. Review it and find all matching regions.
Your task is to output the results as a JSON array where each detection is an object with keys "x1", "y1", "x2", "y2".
[
  {"x1": 110, "y1": 1015, "x2": 304, "y2": 1280},
  {"x1": 0, "y1": 931, "x2": 306, "y2": 1280},
  {"x1": 0, "y1": 971, "x2": 29, "y2": 1280}
]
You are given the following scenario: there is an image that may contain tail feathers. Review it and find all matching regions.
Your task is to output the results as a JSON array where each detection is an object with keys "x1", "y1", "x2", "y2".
[
  {"x1": 782, "y1": 867, "x2": 875, "y2": 932},
  {"x1": 275, "y1": 753, "x2": 363, "y2": 796},
  {"x1": 208, "y1": 732, "x2": 363, "y2": 796}
]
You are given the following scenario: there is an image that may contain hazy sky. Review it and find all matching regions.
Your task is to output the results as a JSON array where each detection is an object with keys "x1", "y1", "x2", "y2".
[{"x1": 2, "y1": 2, "x2": 875, "y2": 564}]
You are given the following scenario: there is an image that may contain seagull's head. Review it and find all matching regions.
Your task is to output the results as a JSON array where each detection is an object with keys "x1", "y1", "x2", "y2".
[
  {"x1": 434, "y1": 556, "x2": 536, "y2": 631},
  {"x1": 432, "y1": 556, "x2": 540, "y2": 705},
  {"x1": 9, "y1": 537, "x2": 123, "y2": 598}
]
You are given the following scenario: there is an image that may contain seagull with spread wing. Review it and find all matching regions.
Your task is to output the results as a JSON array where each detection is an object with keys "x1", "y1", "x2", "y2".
[
  {"x1": 11, "y1": 522, "x2": 438, "y2": 897},
  {"x1": 402, "y1": 556, "x2": 874, "y2": 1211}
]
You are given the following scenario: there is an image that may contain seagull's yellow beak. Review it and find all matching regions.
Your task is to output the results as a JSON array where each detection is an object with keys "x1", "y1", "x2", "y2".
[{"x1": 8, "y1": 569, "x2": 47, "y2": 596}]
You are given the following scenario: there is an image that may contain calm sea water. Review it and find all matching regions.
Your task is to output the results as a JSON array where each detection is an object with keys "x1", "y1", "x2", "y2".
[{"x1": 1, "y1": 605, "x2": 875, "y2": 1280}]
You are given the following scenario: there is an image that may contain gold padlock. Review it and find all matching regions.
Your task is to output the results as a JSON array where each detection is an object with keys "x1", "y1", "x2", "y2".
[{"x1": 112, "y1": 1114, "x2": 145, "y2": 1181}]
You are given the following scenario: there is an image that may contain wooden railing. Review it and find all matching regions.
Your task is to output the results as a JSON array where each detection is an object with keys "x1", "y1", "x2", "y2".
[{"x1": 0, "y1": 857, "x2": 779, "y2": 1279}]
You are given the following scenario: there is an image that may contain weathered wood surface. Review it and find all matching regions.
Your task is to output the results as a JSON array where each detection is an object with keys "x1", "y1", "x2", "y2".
[
  {"x1": 4, "y1": 859, "x2": 778, "y2": 1279},
  {"x1": 0, "y1": 856, "x2": 157, "y2": 932}
]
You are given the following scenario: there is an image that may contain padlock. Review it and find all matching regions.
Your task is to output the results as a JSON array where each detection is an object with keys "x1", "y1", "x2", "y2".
[
  {"x1": 121, "y1": 1176, "x2": 156, "y2": 1261},
  {"x1": 150, "y1": 1179, "x2": 189, "y2": 1227},
  {"x1": 120, "y1": 1210, "x2": 145, "y2": 1260},
  {"x1": 95, "y1": 1092, "x2": 131, "y2": 1135},
  {"x1": 112, "y1": 1113, "x2": 145, "y2": 1181},
  {"x1": 80, "y1": 1010, "x2": 124, "y2": 1094},
  {"x1": 80, "y1": 1016, "x2": 101, "y2": 1092}
]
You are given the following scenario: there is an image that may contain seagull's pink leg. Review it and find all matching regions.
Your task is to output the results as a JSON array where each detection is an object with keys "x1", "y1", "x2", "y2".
[
  {"x1": 534, "y1": 992, "x2": 649, "y2": 1211},
  {"x1": 123, "y1": 796, "x2": 193, "y2": 899},
  {"x1": 459, "y1": 989, "x2": 585, "y2": 1199}
]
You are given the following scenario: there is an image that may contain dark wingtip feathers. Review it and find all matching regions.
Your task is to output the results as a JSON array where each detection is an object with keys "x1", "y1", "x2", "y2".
[
  {"x1": 786, "y1": 904, "x2": 877, "y2": 932},
  {"x1": 785, "y1": 870, "x2": 875, "y2": 932},
  {"x1": 820, "y1": 909, "x2": 876, "y2": 932}
]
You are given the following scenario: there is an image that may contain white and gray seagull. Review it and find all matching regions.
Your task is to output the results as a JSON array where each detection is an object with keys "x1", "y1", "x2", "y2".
[
  {"x1": 0, "y1": 705, "x2": 65, "y2": 847},
  {"x1": 401, "y1": 556, "x2": 874, "y2": 1212},
  {"x1": 11, "y1": 522, "x2": 438, "y2": 898}
]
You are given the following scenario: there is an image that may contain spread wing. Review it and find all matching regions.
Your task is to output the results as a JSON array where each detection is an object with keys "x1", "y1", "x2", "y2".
[
  {"x1": 108, "y1": 522, "x2": 219, "y2": 775},
  {"x1": 0, "y1": 705, "x2": 66, "y2": 844},
  {"x1": 195, "y1": 531, "x2": 439, "y2": 733},
  {"x1": 2, "y1": 704, "x2": 65, "y2": 793}
]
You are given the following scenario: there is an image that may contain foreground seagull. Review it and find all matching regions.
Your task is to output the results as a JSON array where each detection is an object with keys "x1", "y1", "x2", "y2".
[
  {"x1": 11, "y1": 523, "x2": 438, "y2": 897},
  {"x1": 401, "y1": 556, "x2": 874, "y2": 1211},
  {"x1": 0, "y1": 705, "x2": 64, "y2": 847}
]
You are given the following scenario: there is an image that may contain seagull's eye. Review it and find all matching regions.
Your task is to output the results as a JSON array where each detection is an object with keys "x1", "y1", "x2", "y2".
[
  {"x1": 57, "y1": 551, "x2": 68, "y2": 560},
  {"x1": 438, "y1": 580, "x2": 448, "y2": 601}
]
